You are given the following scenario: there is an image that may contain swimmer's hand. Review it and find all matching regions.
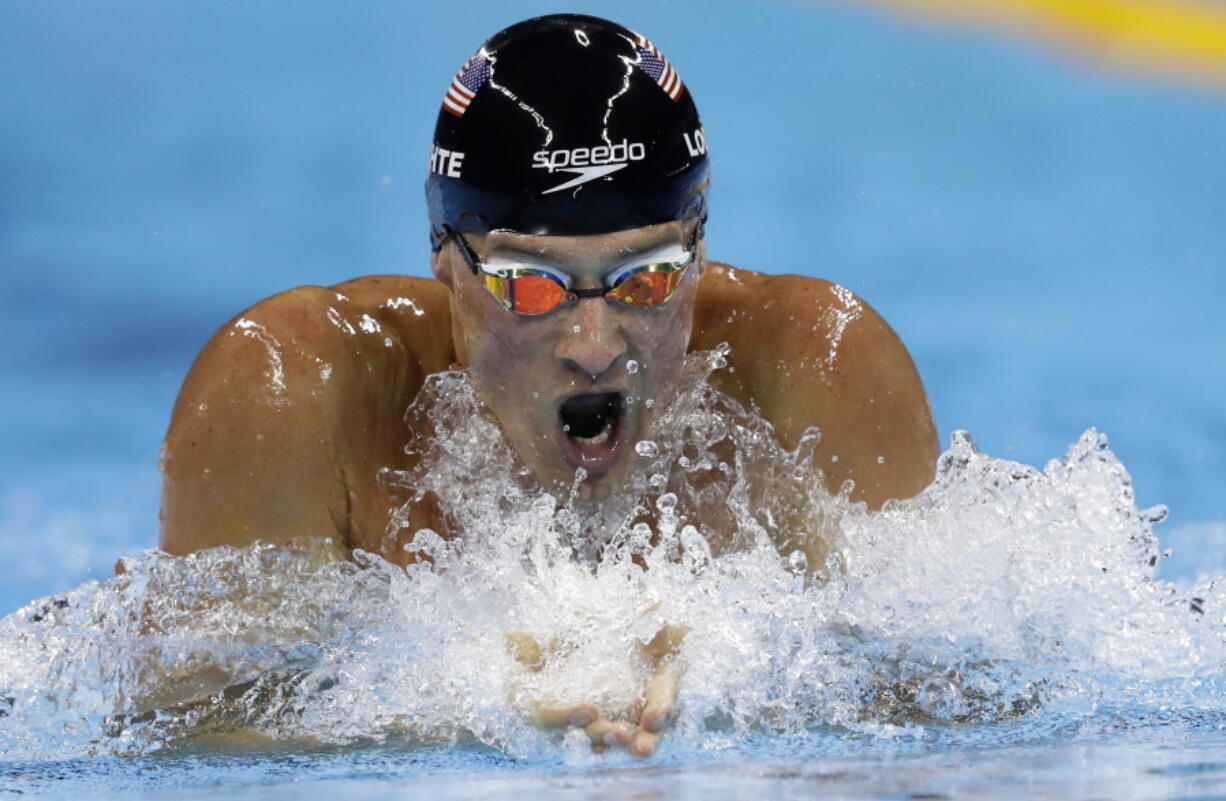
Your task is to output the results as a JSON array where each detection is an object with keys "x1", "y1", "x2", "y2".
[{"x1": 505, "y1": 621, "x2": 687, "y2": 758}]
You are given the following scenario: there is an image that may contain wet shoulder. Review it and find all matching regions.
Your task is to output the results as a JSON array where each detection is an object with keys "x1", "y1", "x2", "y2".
[
  {"x1": 163, "y1": 277, "x2": 455, "y2": 555},
  {"x1": 185, "y1": 277, "x2": 454, "y2": 411},
  {"x1": 328, "y1": 275, "x2": 456, "y2": 375},
  {"x1": 692, "y1": 262, "x2": 871, "y2": 353},
  {"x1": 217, "y1": 276, "x2": 453, "y2": 368},
  {"x1": 691, "y1": 261, "x2": 937, "y2": 506}
]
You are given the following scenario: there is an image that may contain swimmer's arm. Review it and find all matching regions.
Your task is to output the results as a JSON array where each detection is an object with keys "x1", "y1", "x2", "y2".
[
  {"x1": 158, "y1": 285, "x2": 425, "y2": 556},
  {"x1": 160, "y1": 288, "x2": 355, "y2": 554},
  {"x1": 696, "y1": 268, "x2": 938, "y2": 510}
]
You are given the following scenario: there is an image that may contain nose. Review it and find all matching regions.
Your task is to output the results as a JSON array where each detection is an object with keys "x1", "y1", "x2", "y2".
[{"x1": 554, "y1": 297, "x2": 627, "y2": 379}]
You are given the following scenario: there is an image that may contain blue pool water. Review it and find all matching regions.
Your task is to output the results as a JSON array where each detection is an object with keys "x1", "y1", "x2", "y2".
[{"x1": 2, "y1": 0, "x2": 1225, "y2": 797}]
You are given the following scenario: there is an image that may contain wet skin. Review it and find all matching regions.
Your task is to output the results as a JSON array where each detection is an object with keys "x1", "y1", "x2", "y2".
[{"x1": 157, "y1": 222, "x2": 939, "y2": 755}]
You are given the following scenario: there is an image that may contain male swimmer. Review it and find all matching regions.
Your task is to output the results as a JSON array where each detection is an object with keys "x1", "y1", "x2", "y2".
[{"x1": 157, "y1": 15, "x2": 938, "y2": 756}]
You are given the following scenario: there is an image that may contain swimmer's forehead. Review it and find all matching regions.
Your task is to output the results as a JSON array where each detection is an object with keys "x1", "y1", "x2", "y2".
[{"x1": 477, "y1": 220, "x2": 690, "y2": 269}]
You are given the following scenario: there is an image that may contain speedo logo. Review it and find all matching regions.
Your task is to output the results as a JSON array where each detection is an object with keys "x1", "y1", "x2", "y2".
[{"x1": 531, "y1": 139, "x2": 647, "y2": 194}]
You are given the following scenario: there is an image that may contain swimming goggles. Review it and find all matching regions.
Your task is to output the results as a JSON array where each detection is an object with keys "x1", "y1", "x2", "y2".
[{"x1": 445, "y1": 224, "x2": 698, "y2": 316}]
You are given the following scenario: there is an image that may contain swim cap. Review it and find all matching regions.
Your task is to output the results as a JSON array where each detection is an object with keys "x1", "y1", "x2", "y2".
[{"x1": 426, "y1": 14, "x2": 710, "y2": 247}]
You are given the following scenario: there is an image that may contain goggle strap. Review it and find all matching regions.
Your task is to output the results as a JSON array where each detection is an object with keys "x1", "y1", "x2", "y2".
[{"x1": 445, "y1": 225, "x2": 482, "y2": 276}]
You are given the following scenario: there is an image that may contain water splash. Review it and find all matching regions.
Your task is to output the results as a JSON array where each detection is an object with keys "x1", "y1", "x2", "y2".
[{"x1": 1, "y1": 349, "x2": 1221, "y2": 761}]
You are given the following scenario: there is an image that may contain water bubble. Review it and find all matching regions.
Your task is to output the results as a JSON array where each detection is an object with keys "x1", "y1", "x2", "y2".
[
  {"x1": 635, "y1": 440, "x2": 659, "y2": 457},
  {"x1": 628, "y1": 521, "x2": 653, "y2": 550},
  {"x1": 710, "y1": 341, "x2": 731, "y2": 369},
  {"x1": 876, "y1": 455, "x2": 886, "y2": 464},
  {"x1": 567, "y1": 467, "x2": 588, "y2": 505},
  {"x1": 645, "y1": 399, "x2": 655, "y2": 409},
  {"x1": 1141, "y1": 505, "x2": 1170, "y2": 524},
  {"x1": 680, "y1": 525, "x2": 711, "y2": 573},
  {"x1": 404, "y1": 528, "x2": 445, "y2": 558},
  {"x1": 572, "y1": 325, "x2": 582, "y2": 334},
  {"x1": 626, "y1": 360, "x2": 639, "y2": 374}
]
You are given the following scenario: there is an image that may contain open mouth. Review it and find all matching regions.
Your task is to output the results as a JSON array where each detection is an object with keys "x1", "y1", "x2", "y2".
[{"x1": 557, "y1": 391, "x2": 626, "y2": 474}]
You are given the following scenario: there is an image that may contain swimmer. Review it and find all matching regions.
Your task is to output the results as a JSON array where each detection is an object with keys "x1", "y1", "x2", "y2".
[{"x1": 156, "y1": 14, "x2": 938, "y2": 756}]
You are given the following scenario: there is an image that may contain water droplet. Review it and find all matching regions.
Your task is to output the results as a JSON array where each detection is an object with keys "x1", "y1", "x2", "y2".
[
  {"x1": 626, "y1": 360, "x2": 639, "y2": 374},
  {"x1": 645, "y1": 398, "x2": 655, "y2": 409},
  {"x1": 831, "y1": 454, "x2": 839, "y2": 463},
  {"x1": 572, "y1": 325, "x2": 582, "y2": 334},
  {"x1": 635, "y1": 440, "x2": 659, "y2": 457},
  {"x1": 197, "y1": 403, "x2": 208, "y2": 413},
  {"x1": 876, "y1": 455, "x2": 886, "y2": 464}
]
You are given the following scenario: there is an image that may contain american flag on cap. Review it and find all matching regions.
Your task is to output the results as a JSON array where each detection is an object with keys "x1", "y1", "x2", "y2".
[
  {"x1": 632, "y1": 33, "x2": 684, "y2": 101},
  {"x1": 443, "y1": 51, "x2": 492, "y2": 117}
]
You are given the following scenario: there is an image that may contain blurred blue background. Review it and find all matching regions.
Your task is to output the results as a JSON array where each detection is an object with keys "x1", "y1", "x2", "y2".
[{"x1": 1, "y1": 0, "x2": 1223, "y2": 612}]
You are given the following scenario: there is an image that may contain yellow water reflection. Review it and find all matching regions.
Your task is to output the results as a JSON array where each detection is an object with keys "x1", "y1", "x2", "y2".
[{"x1": 846, "y1": 0, "x2": 1226, "y2": 89}]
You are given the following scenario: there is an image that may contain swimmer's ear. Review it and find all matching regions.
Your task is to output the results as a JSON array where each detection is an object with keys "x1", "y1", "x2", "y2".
[
  {"x1": 691, "y1": 237, "x2": 708, "y2": 280},
  {"x1": 431, "y1": 244, "x2": 456, "y2": 289}
]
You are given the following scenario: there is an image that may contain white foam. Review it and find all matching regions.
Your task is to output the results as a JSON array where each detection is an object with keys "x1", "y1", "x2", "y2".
[{"x1": 0, "y1": 349, "x2": 1220, "y2": 760}]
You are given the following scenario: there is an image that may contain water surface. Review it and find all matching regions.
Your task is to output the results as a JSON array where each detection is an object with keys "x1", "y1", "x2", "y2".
[{"x1": 2, "y1": 0, "x2": 1225, "y2": 797}]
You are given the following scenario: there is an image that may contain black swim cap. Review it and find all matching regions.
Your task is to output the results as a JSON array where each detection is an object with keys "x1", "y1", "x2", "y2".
[{"x1": 426, "y1": 14, "x2": 710, "y2": 247}]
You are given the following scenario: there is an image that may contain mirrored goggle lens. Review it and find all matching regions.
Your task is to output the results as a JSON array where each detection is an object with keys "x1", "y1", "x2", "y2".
[
  {"x1": 482, "y1": 257, "x2": 690, "y2": 316},
  {"x1": 607, "y1": 266, "x2": 686, "y2": 307},
  {"x1": 482, "y1": 272, "x2": 570, "y2": 315}
]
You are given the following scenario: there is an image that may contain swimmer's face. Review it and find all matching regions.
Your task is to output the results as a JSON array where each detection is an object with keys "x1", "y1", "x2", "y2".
[{"x1": 433, "y1": 221, "x2": 703, "y2": 500}]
